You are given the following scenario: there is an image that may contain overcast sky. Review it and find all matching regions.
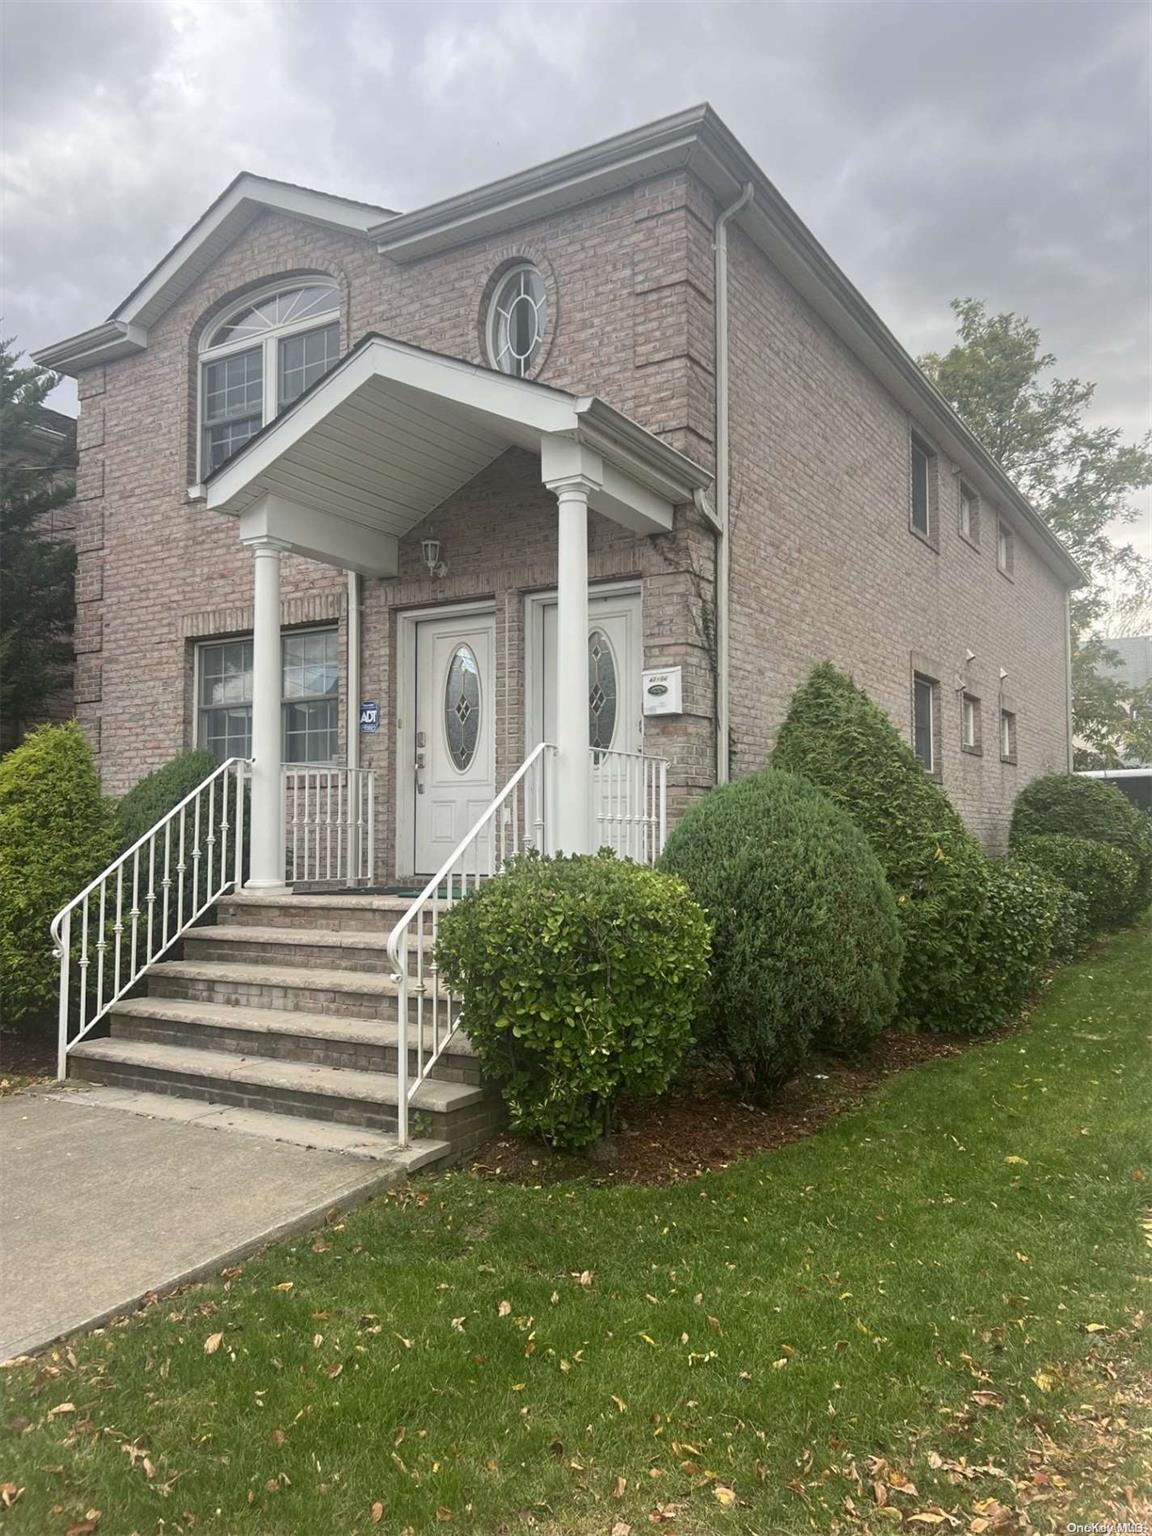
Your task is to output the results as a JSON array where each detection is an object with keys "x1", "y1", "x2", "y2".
[{"x1": 3, "y1": 0, "x2": 1149, "y2": 552}]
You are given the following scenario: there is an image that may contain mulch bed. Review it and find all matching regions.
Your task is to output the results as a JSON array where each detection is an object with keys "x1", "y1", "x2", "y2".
[
  {"x1": 469, "y1": 1020, "x2": 1021, "y2": 1187},
  {"x1": 0, "y1": 1022, "x2": 56, "y2": 1085}
]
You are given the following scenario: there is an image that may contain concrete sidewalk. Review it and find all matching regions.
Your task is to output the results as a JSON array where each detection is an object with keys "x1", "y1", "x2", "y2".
[{"x1": 0, "y1": 1090, "x2": 421, "y2": 1361}]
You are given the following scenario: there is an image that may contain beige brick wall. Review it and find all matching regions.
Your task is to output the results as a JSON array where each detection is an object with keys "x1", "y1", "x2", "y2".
[
  {"x1": 725, "y1": 223, "x2": 1071, "y2": 851},
  {"x1": 69, "y1": 175, "x2": 718, "y2": 855},
  {"x1": 68, "y1": 158, "x2": 1071, "y2": 862}
]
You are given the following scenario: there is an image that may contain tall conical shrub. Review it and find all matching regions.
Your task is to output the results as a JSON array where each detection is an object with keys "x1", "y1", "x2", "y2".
[{"x1": 772, "y1": 663, "x2": 990, "y2": 1032}]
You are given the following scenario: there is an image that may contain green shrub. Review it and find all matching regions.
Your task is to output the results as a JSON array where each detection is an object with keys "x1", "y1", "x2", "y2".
[
  {"x1": 961, "y1": 859, "x2": 1063, "y2": 1032},
  {"x1": 435, "y1": 851, "x2": 710, "y2": 1150},
  {"x1": 659, "y1": 769, "x2": 904, "y2": 1095},
  {"x1": 772, "y1": 663, "x2": 990, "y2": 1032},
  {"x1": 1015, "y1": 862, "x2": 1091, "y2": 964},
  {"x1": 1012, "y1": 833, "x2": 1138, "y2": 934},
  {"x1": 1010, "y1": 774, "x2": 1152, "y2": 920},
  {"x1": 117, "y1": 748, "x2": 220, "y2": 848},
  {"x1": 0, "y1": 722, "x2": 118, "y2": 1030}
]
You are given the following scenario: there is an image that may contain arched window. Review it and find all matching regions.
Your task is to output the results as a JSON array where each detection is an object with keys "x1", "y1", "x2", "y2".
[
  {"x1": 486, "y1": 263, "x2": 547, "y2": 377},
  {"x1": 199, "y1": 280, "x2": 340, "y2": 475}
]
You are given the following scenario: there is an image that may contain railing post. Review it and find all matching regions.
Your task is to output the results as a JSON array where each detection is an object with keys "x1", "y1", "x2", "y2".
[
  {"x1": 233, "y1": 761, "x2": 246, "y2": 889},
  {"x1": 56, "y1": 909, "x2": 71, "y2": 1081},
  {"x1": 396, "y1": 937, "x2": 409, "y2": 1149},
  {"x1": 658, "y1": 759, "x2": 667, "y2": 858}
]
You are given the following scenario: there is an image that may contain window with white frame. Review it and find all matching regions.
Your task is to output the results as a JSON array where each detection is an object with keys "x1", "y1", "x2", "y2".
[
  {"x1": 912, "y1": 672, "x2": 938, "y2": 772},
  {"x1": 910, "y1": 433, "x2": 935, "y2": 539},
  {"x1": 1000, "y1": 708, "x2": 1017, "y2": 763},
  {"x1": 997, "y1": 517, "x2": 1015, "y2": 576},
  {"x1": 959, "y1": 480, "x2": 980, "y2": 544},
  {"x1": 961, "y1": 692, "x2": 982, "y2": 753},
  {"x1": 197, "y1": 629, "x2": 339, "y2": 763},
  {"x1": 486, "y1": 263, "x2": 548, "y2": 377},
  {"x1": 199, "y1": 282, "x2": 341, "y2": 476}
]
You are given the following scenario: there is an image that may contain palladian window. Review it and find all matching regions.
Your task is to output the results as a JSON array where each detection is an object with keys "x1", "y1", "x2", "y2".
[{"x1": 199, "y1": 281, "x2": 341, "y2": 475}]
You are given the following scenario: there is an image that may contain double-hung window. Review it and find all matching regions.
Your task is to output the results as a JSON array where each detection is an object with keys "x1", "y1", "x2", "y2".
[
  {"x1": 910, "y1": 433, "x2": 935, "y2": 540},
  {"x1": 199, "y1": 282, "x2": 341, "y2": 477},
  {"x1": 961, "y1": 692, "x2": 982, "y2": 754},
  {"x1": 198, "y1": 629, "x2": 339, "y2": 763},
  {"x1": 912, "y1": 672, "x2": 938, "y2": 772}
]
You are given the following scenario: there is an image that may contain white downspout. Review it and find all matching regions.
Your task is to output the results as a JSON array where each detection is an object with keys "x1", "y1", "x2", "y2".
[
  {"x1": 1064, "y1": 589, "x2": 1075, "y2": 772},
  {"x1": 713, "y1": 181, "x2": 754, "y2": 784}
]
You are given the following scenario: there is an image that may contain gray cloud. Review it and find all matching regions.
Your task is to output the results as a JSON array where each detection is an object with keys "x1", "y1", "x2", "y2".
[{"x1": 2, "y1": 0, "x2": 1148, "y2": 551}]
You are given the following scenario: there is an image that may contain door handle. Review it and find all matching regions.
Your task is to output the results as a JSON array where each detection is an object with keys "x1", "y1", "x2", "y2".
[{"x1": 415, "y1": 750, "x2": 425, "y2": 795}]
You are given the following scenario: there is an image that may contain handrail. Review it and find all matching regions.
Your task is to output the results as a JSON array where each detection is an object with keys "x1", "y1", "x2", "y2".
[
  {"x1": 283, "y1": 765, "x2": 375, "y2": 885},
  {"x1": 386, "y1": 741, "x2": 555, "y2": 1146},
  {"x1": 51, "y1": 756, "x2": 249, "y2": 1079},
  {"x1": 590, "y1": 746, "x2": 668, "y2": 865}
]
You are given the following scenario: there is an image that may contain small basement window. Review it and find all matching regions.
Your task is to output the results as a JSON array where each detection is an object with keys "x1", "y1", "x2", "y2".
[{"x1": 912, "y1": 672, "x2": 938, "y2": 773}]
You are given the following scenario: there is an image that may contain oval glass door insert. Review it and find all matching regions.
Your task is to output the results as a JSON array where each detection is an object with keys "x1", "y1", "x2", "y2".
[
  {"x1": 444, "y1": 644, "x2": 481, "y2": 771},
  {"x1": 588, "y1": 628, "x2": 618, "y2": 751}
]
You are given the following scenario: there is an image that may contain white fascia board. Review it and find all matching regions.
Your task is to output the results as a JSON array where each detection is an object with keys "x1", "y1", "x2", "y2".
[
  {"x1": 239, "y1": 494, "x2": 398, "y2": 576},
  {"x1": 373, "y1": 105, "x2": 711, "y2": 257},
  {"x1": 32, "y1": 321, "x2": 147, "y2": 374}
]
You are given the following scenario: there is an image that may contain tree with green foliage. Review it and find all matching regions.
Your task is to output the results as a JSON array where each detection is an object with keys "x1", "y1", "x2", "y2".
[
  {"x1": 0, "y1": 338, "x2": 77, "y2": 744},
  {"x1": 0, "y1": 721, "x2": 118, "y2": 1030},
  {"x1": 919, "y1": 299, "x2": 1152, "y2": 766}
]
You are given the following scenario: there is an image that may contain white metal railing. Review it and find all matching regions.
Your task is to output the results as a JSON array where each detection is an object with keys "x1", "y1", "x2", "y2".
[
  {"x1": 386, "y1": 742, "x2": 556, "y2": 1146},
  {"x1": 51, "y1": 757, "x2": 249, "y2": 1079},
  {"x1": 592, "y1": 747, "x2": 667, "y2": 864},
  {"x1": 284, "y1": 766, "x2": 375, "y2": 885}
]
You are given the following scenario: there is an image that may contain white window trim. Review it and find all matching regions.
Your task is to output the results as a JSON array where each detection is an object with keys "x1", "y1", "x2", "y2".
[
  {"x1": 958, "y1": 480, "x2": 980, "y2": 546},
  {"x1": 961, "y1": 692, "x2": 982, "y2": 754},
  {"x1": 194, "y1": 624, "x2": 342, "y2": 765},
  {"x1": 996, "y1": 516, "x2": 1016, "y2": 578},
  {"x1": 912, "y1": 672, "x2": 937, "y2": 774},
  {"x1": 196, "y1": 278, "x2": 340, "y2": 483},
  {"x1": 485, "y1": 262, "x2": 547, "y2": 378},
  {"x1": 1000, "y1": 708, "x2": 1017, "y2": 763}
]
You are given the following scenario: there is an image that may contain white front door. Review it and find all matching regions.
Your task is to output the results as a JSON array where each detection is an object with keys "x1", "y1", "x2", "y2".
[
  {"x1": 413, "y1": 612, "x2": 496, "y2": 874},
  {"x1": 530, "y1": 587, "x2": 643, "y2": 851}
]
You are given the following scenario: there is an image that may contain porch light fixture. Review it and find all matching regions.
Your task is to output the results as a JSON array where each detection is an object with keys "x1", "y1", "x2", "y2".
[{"x1": 421, "y1": 538, "x2": 447, "y2": 579}]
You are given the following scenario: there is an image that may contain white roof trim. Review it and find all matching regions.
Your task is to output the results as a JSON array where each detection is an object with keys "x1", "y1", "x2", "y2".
[
  {"x1": 206, "y1": 333, "x2": 710, "y2": 540},
  {"x1": 34, "y1": 174, "x2": 395, "y2": 375}
]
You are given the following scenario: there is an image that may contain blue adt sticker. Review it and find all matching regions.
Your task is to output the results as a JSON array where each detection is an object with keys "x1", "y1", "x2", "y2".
[{"x1": 359, "y1": 700, "x2": 380, "y2": 733}]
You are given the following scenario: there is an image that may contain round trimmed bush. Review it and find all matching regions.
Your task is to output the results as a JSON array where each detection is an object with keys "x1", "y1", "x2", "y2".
[
  {"x1": 434, "y1": 850, "x2": 710, "y2": 1150},
  {"x1": 659, "y1": 768, "x2": 904, "y2": 1097},
  {"x1": 772, "y1": 662, "x2": 989, "y2": 1032},
  {"x1": 117, "y1": 748, "x2": 220, "y2": 848},
  {"x1": 0, "y1": 722, "x2": 118, "y2": 1031},
  {"x1": 1010, "y1": 774, "x2": 1152, "y2": 920},
  {"x1": 1012, "y1": 832, "x2": 1138, "y2": 934}
]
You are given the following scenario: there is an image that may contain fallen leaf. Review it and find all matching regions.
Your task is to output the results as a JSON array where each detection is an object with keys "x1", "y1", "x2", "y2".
[
  {"x1": 611, "y1": 1523, "x2": 632, "y2": 1536},
  {"x1": 610, "y1": 1394, "x2": 628, "y2": 1413},
  {"x1": 497, "y1": 1300, "x2": 512, "y2": 1317},
  {"x1": 612, "y1": 1476, "x2": 627, "y2": 1498},
  {"x1": 370, "y1": 1502, "x2": 384, "y2": 1524},
  {"x1": 435, "y1": 1506, "x2": 453, "y2": 1522},
  {"x1": 273, "y1": 1281, "x2": 294, "y2": 1291},
  {"x1": 1031, "y1": 1371, "x2": 1055, "y2": 1392},
  {"x1": 1003, "y1": 1155, "x2": 1028, "y2": 1165},
  {"x1": 47, "y1": 1402, "x2": 76, "y2": 1416},
  {"x1": 712, "y1": 1484, "x2": 737, "y2": 1507},
  {"x1": 324, "y1": 1363, "x2": 343, "y2": 1379},
  {"x1": 1130, "y1": 1167, "x2": 1146, "y2": 1182}
]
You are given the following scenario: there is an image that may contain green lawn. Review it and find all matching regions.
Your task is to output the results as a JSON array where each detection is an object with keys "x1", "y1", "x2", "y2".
[{"x1": 3, "y1": 925, "x2": 1150, "y2": 1536}]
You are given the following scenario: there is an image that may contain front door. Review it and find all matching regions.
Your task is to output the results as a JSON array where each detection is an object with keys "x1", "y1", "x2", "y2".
[
  {"x1": 413, "y1": 612, "x2": 496, "y2": 874},
  {"x1": 531, "y1": 588, "x2": 643, "y2": 850}
]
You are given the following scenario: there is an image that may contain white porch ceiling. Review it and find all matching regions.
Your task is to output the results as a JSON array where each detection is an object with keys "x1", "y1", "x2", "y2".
[{"x1": 205, "y1": 335, "x2": 712, "y2": 573}]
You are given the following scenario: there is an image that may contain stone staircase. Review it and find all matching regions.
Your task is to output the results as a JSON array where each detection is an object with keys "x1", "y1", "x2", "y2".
[{"x1": 66, "y1": 891, "x2": 503, "y2": 1165}]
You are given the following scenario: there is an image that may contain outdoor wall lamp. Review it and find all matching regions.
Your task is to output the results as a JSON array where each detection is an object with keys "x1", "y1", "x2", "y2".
[{"x1": 421, "y1": 538, "x2": 448, "y2": 579}]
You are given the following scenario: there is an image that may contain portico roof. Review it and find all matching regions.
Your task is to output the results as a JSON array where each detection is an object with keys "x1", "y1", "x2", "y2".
[{"x1": 204, "y1": 334, "x2": 712, "y2": 575}]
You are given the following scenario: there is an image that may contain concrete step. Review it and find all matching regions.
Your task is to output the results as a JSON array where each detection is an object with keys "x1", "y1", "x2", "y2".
[
  {"x1": 110, "y1": 995, "x2": 480, "y2": 1084},
  {"x1": 68, "y1": 1038, "x2": 503, "y2": 1153},
  {"x1": 183, "y1": 924, "x2": 401, "y2": 976},
  {"x1": 146, "y1": 959, "x2": 415, "y2": 1021},
  {"x1": 45, "y1": 1084, "x2": 453, "y2": 1166},
  {"x1": 217, "y1": 892, "x2": 432, "y2": 935}
]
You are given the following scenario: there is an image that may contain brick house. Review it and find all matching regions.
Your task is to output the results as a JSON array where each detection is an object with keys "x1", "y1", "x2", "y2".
[{"x1": 36, "y1": 107, "x2": 1083, "y2": 1150}]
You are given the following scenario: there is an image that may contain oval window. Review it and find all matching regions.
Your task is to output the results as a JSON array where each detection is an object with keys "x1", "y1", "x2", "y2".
[
  {"x1": 588, "y1": 629, "x2": 617, "y2": 751},
  {"x1": 444, "y1": 644, "x2": 481, "y2": 771},
  {"x1": 487, "y1": 264, "x2": 547, "y2": 376}
]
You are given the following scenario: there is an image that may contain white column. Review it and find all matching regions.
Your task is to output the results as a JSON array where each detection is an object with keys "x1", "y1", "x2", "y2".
[
  {"x1": 245, "y1": 537, "x2": 287, "y2": 888},
  {"x1": 551, "y1": 477, "x2": 592, "y2": 854}
]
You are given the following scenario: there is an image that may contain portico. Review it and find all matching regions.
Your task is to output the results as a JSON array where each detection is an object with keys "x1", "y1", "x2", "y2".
[{"x1": 204, "y1": 334, "x2": 712, "y2": 888}]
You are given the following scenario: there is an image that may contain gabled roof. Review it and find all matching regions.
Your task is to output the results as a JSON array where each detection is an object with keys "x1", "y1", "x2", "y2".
[{"x1": 33, "y1": 174, "x2": 395, "y2": 373}]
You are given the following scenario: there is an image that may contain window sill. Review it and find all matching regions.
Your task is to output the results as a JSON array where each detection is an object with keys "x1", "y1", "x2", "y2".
[
  {"x1": 1000, "y1": 754, "x2": 1018, "y2": 767},
  {"x1": 961, "y1": 743, "x2": 983, "y2": 758},
  {"x1": 909, "y1": 523, "x2": 939, "y2": 553},
  {"x1": 996, "y1": 562, "x2": 1015, "y2": 581},
  {"x1": 187, "y1": 484, "x2": 207, "y2": 502},
  {"x1": 959, "y1": 530, "x2": 981, "y2": 552}
]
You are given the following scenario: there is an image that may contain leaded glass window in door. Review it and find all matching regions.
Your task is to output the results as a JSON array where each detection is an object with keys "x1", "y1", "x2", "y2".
[
  {"x1": 444, "y1": 644, "x2": 481, "y2": 770},
  {"x1": 588, "y1": 628, "x2": 618, "y2": 752}
]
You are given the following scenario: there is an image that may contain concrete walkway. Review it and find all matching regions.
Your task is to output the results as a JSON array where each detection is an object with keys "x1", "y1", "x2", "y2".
[{"x1": 0, "y1": 1089, "x2": 423, "y2": 1362}]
